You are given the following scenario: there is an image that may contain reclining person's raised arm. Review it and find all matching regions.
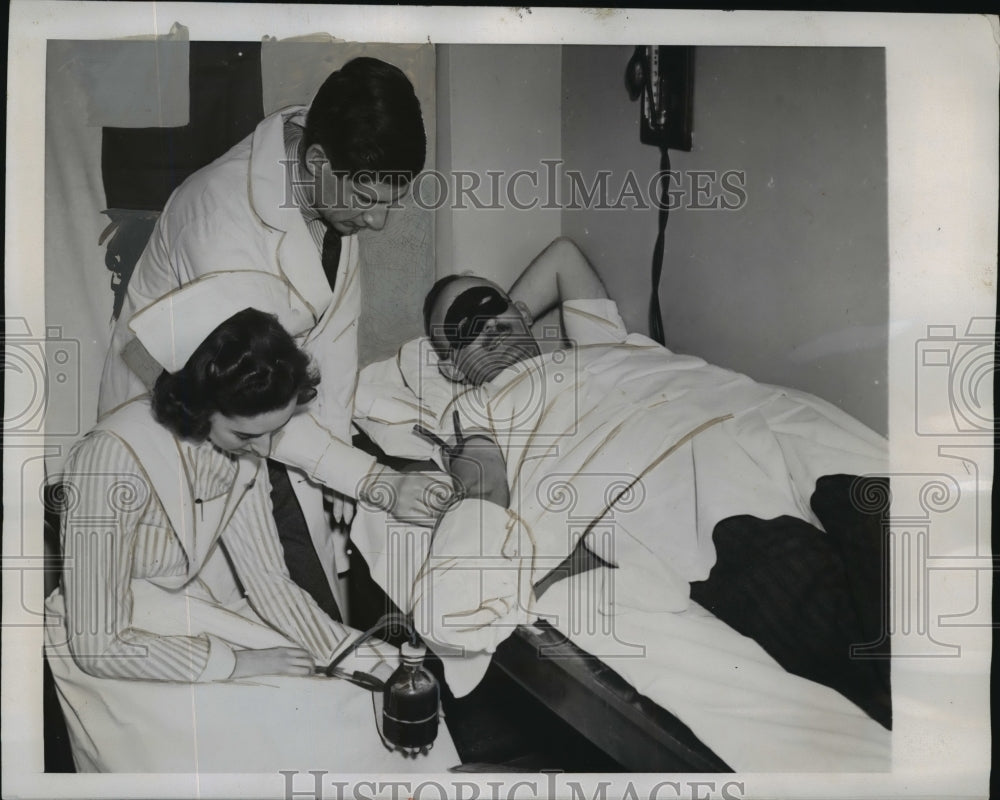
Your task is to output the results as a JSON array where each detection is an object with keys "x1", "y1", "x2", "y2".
[
  {"x1": 507, "y1": 236, "x2": 607, "y2": 323},
  {"x1": 509, "y1": 236, "x2": 629, "y2": 347}
]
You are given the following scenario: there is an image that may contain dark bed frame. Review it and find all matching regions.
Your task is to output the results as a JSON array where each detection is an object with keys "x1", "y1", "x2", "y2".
[{"x1": 495, "y1": 622, "x2": 732, "y2": 772}]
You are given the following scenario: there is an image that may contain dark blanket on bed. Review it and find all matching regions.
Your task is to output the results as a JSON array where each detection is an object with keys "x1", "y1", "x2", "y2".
[{"x1": 690, "y1": 474, "x2": 892, "y2": 729}]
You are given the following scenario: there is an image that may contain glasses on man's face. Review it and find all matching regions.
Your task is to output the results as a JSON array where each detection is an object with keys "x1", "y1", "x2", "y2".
[{"x1": 444, "y1": 286, "x2": 513, "y2": 352}]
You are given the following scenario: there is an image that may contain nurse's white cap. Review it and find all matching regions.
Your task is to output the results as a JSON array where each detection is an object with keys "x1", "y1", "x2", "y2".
[{"x1": 129, "y1": 271, "x2": 315, "y2": 372}]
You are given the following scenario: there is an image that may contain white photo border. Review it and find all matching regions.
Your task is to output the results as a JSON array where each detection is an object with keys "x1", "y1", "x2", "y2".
[{"x1": 4, "y1": 4, "x2": 996, "y2": 799}]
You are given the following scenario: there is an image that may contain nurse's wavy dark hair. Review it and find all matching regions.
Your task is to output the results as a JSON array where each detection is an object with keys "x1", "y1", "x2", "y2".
[
  {"x1": 152, "y1": 308, "x2": 320, "y2": 442},
  {"x1": 303, "y1": 57, "x2": 426, "y2": 186}
]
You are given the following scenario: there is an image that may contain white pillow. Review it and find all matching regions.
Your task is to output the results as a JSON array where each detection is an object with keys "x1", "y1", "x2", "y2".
[{"x1": 353, "y1": 337, "x2": 463, "y2": 460}]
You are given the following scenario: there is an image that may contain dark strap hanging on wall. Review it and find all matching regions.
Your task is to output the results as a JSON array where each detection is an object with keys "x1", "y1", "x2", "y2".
[
  {"x1": 626, "y1": 46, "x2": 694, "y2": 346},
  {"x1": 649, "y1": 147, "x2": 671, "y2": 346}
]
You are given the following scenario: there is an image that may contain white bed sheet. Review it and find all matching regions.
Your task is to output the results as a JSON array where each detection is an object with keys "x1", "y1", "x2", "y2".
[
  {"x1": 532, "y1": 568, "x2": 891, "y2": 773},
  {"x1": 350, "y1": 509, "x2": 890, "y2": 773},
  {"x1": 350, "y1": 336, "x2": 891, "y2": 771}
]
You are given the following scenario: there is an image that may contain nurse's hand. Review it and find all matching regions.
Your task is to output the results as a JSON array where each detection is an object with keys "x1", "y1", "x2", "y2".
[
  {"x1": 230, "y1": 647, "x2": 314, "y2": 679},
  {"x1": 358, "y1": 465, "x2": 455, "y2": 525}
]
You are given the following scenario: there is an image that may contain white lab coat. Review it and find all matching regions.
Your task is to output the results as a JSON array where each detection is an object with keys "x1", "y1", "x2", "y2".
[{"x1": 98, "y1": 107, "x2": 378, "y2": 603}]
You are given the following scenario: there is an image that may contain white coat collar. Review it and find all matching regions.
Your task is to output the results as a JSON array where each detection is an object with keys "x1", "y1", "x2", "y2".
[{"x1": 248, "y1": 107, "x2": 337, "y2": 322}]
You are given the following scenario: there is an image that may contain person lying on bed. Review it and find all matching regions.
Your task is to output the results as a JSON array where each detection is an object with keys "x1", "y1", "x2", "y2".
[
  {"x1": 422, "y1": 238, "x2": 892, "y2": 725},
  {"x1": 277, "y1": 237, "x2": 891, "y2": 726},
  {"x1": 44, "y1": 272, "x2": 460, "y2": 772}
]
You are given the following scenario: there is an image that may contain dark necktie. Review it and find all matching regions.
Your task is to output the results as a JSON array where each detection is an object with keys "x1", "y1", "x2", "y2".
[
  {"x1": 264, "y1": 224, "x2": 344, "y2": 624},
  {"x1": 321, "y1": 225, "x2": 342, "y2": 292},
  {"x1": 267, "y1": 459, "x2": 342, "y2": 622}
]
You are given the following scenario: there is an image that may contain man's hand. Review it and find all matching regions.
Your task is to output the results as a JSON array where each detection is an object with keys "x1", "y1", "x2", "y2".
[
  {"x1": 230, "y1": 647, "x2": 315, "y2": 679},
  {"x1": 359, "y1": 466, "x2": 455, "y2": 525},
  {"x1": 442, "y1": 417, "x2": 510, "y2": 508}
]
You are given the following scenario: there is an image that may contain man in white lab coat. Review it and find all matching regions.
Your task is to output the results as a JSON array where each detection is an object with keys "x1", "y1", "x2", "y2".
[{"x1": 98, "y1": 57, "x2": 446, "y2": 621}]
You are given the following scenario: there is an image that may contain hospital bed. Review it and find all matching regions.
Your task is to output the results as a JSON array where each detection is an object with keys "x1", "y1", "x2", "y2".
[
  {"x1": 356, "y1": 502, "x2": 893, "y2": 774},
  {"x1": 349, "y1": 338, "x2": 893, "y2": 772},
  {"x1": 493, "y1": 620, "x2": 732, "y2": 772},
  {"x1": 350, "y1": 505, "x2": 890, "y2": 773},
  {"x1": 345, "y1": 493, "x2": 730, "y2": 772}
]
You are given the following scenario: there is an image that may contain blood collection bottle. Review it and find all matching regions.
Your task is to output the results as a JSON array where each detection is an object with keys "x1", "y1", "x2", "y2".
[{"x1": 382, "y1": 641, "x2": 440, "y2": 755}]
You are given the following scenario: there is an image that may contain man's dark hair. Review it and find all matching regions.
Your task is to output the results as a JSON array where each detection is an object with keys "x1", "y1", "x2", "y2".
[
  {"x1": 303, "y1": 57, "x2": 425, "y2": 185},
  {"x1": 152, "y1": 308, "x2": 320, "y2": 441}
]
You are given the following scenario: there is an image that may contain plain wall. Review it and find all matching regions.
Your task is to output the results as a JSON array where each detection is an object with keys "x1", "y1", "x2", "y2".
[
  {"x1": 561, "y1": 46, "x2": 888, "y2": 434},
  {"x1": 435, "y1": 45, "x2": 563, "y2": 288}
]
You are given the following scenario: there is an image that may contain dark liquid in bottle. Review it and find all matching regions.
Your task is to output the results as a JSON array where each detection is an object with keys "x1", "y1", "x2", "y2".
[{"x1": 382, "y1": 661, "x2": 440, "y2": 749}]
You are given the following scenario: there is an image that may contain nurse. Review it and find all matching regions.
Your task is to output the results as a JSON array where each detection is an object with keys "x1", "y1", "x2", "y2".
[
  {"x1": 98, "y1": 57, "x2": 436, "y2": 621},
  {"x1": 46, "y1": 273, "x2": 460, "y2": 772}
]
